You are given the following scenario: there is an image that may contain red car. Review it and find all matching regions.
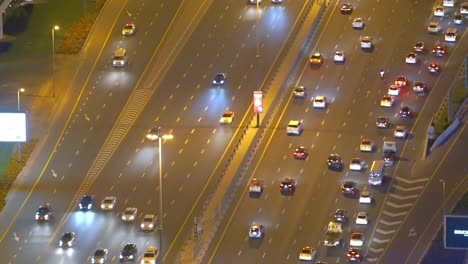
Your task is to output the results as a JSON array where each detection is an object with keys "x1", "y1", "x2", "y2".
[
  {"x1": 428, "y1": 63, "x2": 440, "y2": 73},
  {"x1": 394, "y1": 76, "x2": 408, "y2": 87},
  {"x1": 293, "y1": 146, "x2": 308, "y2": 159}
]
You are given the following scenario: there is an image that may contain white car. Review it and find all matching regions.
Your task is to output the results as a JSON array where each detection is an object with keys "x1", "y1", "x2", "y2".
[
  {"x1": 405, "y1": 53, "x2": 417, "y2": 64},
  {"x1": 249, "y1": 224, "x2": 265, "y2": 238},
  {"x1": 352, "y1": 18, "x2": 364, "y2": 29},
  {"x1": 293, "y1": 86, "x2": 306, "y2": 98},
  {"x1": 445, "y1": 28, "x2": 458, "y2": 42},
  {"x1": 443, "y1": 0, "x2": 455, "y2": 7},
  {"x1": 350, "y1": 232, "x2": 366, "y2": 247},
  {"x1": 140, "y1": 214, "x2": 157, "y2": 231},
  {"x1": 427, "y1": 21, "x2": 440, "y2": 33},
  {"x1": 461, "y1": 3, "x2": 468, "y2": 14},
  {"x1": 349, "y1": 158, "x2": 365, "y2": 171},
  {"x1": 394, "y1": 126, "x2": 408, "y2": 139},
  {"x1": 333, "y1": 51, "x2": 345, "y2": 62},
  {"x1": 121, "y1": 207, "x2": 138, "y2": 222},
  {"x1": 287, "y1": 120, "x2": 303, "y2": 135},
  {"x1": 142, "y1": 246, "x2": 158, "y2": 264},
  {"x1": 219, "y1": 111, "x2": 234, "y2": 125},
  {"x1": 388, "y1": 84, "x2": 401, "y2": 96},
  {"x1": 100, "y1": 196, "x2": 116, "y2": 211},
  {"x1": 359, "y1": 191, "x2": 373, "y2": 204},
  {"x1": 313, "y1": 96, "x2": 327, "y2": 108},
  {"x1": 122, "y1": 23, "x2": 136, "y2": 36},
  {"x1": 359, "y1": 139, "x2": 374, "y2": 152},
  {"x1": 356, "y1": 212, "x2": 369, "y2": 225},
  {"x1": 360, "y1": 36, "x2": 372, "y2": 49},
  {"x1": 299, "y1": 246, "x2": 317, "y2": 261},
  {"x1": 380, "y1": 95, "x2": 395, "y2": 107},
  {"x1": 434, "y1": 6, "x2": 445, "y2": 17}
]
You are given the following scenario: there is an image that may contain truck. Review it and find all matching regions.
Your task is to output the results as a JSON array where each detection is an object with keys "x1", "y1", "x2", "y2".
[
  {"x1": 382, "y1": 141, "x2": 397, "y2": 166},
  {"x1": 323, "y1": 221, "x2": 342, "y2": 247}
]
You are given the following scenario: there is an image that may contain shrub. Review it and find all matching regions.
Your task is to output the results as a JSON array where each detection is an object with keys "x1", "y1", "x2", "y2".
[{"x1": 0, "y1": 139, "x2": 38, "y2": 210}]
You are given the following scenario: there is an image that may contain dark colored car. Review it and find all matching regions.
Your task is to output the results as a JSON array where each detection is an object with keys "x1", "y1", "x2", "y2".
[
  {"x1": 341, "y1": 181, "x2": 356, "y2": 195},
  {"x1": 413, "y1": 82, "x2": 427, "y2": 96},
  {"x1": 413, "y1": 41, "x2": 424, "y2": 52},
  {"x1": 333, "y1": 209, "x2": 348, "y2": 222},
  {"x1": 79, "y1": 195, "x2": 94, "y2": 210},
  {"x1": 120, "y1": 243, "x2": 137, "y2": 262},
  {"x1": 293, "y1": 146, "x2": 308, "y2": 159},
  {"x1": 212, "y1": 73, "x2": 226, "y2": 86},
  {"x1": 35, "y1": 203, "x2": 52, "y2": 221},
  {"x1": 376, "y1": 116, "x2": 390, "y2": 128},
  {"x1": 399, "y1": 106, "x2": 412, "y2": 117},
  {"x1": 346, "y1": 248, "x2": 362, "y2": 262},
  {"x1": 327, "y1": 154, "x2": 342, "y2": 170},
  {"x1": 394, "y1": 76, "x2": 408, "y2": 87},
  {"x1": 383, "y1": 150, "x2": 396, "y2": 166},
  {"x1": 59, "y1": 232, "x2": 76, "y2": 247},
  {"x1": 428, "y1": 63, "x2": 440, "y2": 73},
  {"x1": 92, "y1": 248, "x2": 109, "y2": 264},
  {"x1": 340, "y1": 3, "x2": 353, "y2": 14},
  {"x1": 432, "y1": 43, "x2": 445, "y2": 57},
  {"x1": 280, "y1": 177, "x2": 296, "y2": 194}
]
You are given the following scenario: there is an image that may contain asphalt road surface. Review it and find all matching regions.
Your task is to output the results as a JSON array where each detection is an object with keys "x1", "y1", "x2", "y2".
[
  {"x1": 0, "y1": 0, "x2": 308, "y2": 263},
  {"x1": 207, "y1": 0, "x2": 467, "y2": 263}
]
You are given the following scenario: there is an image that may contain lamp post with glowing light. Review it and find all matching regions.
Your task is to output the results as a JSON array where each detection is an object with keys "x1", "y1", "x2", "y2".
[
  {"x1": 17, "y1": 87, "x2": 25, "y2": 162},
  {"x1": 51, "y1": 25, "x2": 59, "y2": 97},
  {"x1": 146, "y1": 127, "x2": 173, "y2": 263},
  {"x1": 17, "y1": 88, "x2": 25, "y2": 112}
]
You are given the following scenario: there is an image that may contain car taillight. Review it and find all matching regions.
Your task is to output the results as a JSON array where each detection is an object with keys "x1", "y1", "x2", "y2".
[
  {"x1": 347, "y1": 253, "x2": 351, "y2": 257},
  {"x1": 356, "y1": 254, "x2": 360, "y2": 257}
]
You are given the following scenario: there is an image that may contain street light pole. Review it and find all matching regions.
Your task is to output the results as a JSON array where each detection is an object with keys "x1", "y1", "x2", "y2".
[
  {"x1": 157, "y1": 126, "x2": 163, "y2": 262},
  {"x1": 17, "y1": 88, "x2": 24, "y2": 112},
  {"x1": 17, "y1": 88, "x2": 25, "y2": 162},
  {"x1": 255, "y1": 1, "x2": 260, "y2": 127},
  {"x1": 51, "y1": 25, "x2": 59, "y2": 97},
  {"x1": 440, "y1": 179, "x2": 446, "y2": 214},
  {"x1": 145, "y1": 127, "x2": 173, "y2": 263}
]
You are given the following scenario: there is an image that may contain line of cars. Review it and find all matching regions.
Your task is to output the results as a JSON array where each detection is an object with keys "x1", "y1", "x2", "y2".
[{"x1": 35, "y1": 195, "x2": 158, "y2": 263}]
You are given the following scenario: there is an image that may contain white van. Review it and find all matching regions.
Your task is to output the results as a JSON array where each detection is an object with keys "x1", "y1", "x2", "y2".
[
  {"x1": 113, "y1": 48, "x2": 127, "y2": 67},
  {"x1": 368, "y1": 160, "x2": 384, "y2": 185}
]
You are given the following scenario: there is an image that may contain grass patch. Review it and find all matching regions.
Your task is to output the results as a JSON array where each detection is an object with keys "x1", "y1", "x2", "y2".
[
  {"x1": 0, "y1": 139, "x2": 38, "y2": 210},
  {"x1": 1, "y1": 0, "x2": 106, "y2": 58}
]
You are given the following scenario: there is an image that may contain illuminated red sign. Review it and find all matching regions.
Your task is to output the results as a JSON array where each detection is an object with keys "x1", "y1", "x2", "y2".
[{"x1": 253, "y1": 91, "x2": 263, "y2": 113}]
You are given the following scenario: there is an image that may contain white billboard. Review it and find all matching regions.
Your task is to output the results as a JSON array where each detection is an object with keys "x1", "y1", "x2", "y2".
[{"x1": 0, "y1": 112, "x2": 27, "y2": 142}]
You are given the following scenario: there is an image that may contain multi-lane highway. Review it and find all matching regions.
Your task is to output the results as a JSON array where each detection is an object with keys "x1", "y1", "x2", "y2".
[
  {"x1": 0, "y1": 0, "x2": 309, "y2": 263},
  {"x1": 207, "y1": 0, "x2": 467, "y2": 263}
]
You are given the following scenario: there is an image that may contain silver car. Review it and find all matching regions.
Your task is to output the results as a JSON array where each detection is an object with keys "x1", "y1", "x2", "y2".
[{"x1": 140, "y1": 214, "x2": 157, "y2": 231}]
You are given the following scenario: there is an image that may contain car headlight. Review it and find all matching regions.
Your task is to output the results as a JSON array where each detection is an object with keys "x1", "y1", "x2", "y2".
[
  {"x1": 129, "y1": 255, "x2": 134, "y2": 259},
  {"x1": 79, "y1": 204, "x2": 83, "y2": 209},
  {"x1": 35, "y1": 215, "x2": 39, "y2": 220},
  {"x1": 59, "y1": 241, "x2": 63, "y2": 246},
  {"x1": 120, "y1": 254, "x2": 123, "y2": 259},
  {"x1": 149, "y1": 224, "x2": 153, "y2": 228},
  {"x1": 141, "y1": 224, "x2": 145, "y2": 228},
  {"x1": 44, "y1": 215, "x2": 49, "y2": 220},
  {"x1": 88, "y1": 204, "x2": 92, "y2": 209},
  {"x1": 220, "y1": 80, "x2": 224, "y2": 84},
  {"x1": 67, "y1": 241, "x2": 72, "y2": 246},
  {"x1": 129, "y1": 215, "x2": 134, "y2": 220},
  {"x1": 212, "y1": 80, "x2": 216, "y2": 84},
  {"x1": 101, "y1": 204, "x2": 105, "y2": 209}
]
